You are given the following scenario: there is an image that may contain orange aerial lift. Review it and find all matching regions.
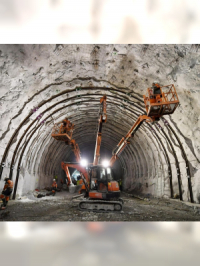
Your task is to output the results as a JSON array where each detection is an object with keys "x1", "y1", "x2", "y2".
[
  {"x1": 52, "y1": 118, "x2": 74, "y2": 143},
  {"x1": 52, "y1": 118, "x2": 89, "y2": 189},
  {"x1": 109, "y1": 83, "x2": 179, "y2": 167}
]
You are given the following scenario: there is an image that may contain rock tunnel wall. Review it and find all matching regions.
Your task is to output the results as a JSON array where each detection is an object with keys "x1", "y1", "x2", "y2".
[{"x1": 0, "y1": 44, "x2": 200, "y2": 203}]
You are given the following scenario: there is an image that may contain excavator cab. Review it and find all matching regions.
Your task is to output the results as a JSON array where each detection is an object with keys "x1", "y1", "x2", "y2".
[
  {"x1": 88, "y1": 165, "x2": 121, "y2": 200},
  {"x1": 143, "y1": 83, "x2": 179, "y2": 119},
  {"x1": 78, "y1": 165, "x2": 122, "y2": 211}
]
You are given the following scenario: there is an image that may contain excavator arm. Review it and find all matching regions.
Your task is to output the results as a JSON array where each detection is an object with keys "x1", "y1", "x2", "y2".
[
  {"x1": 61, "y1": 162, "x2": 90, "y2": 192},
  {"x1": 93, "y1": 95, "x2": 107, "y2": 166}
]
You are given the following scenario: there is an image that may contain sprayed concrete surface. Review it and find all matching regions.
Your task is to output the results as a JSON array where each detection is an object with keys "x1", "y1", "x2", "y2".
[
  {"x1": 0, "y1": 44, "x2": 200, "y2": 205},
  {"x1": 1, "y1": 191, "x2": 200, "y2": 221}
]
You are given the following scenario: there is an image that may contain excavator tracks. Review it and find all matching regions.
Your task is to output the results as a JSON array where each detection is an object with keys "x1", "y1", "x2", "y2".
[{"x1": 79, "y1": 200, "x2": 123, "y2": 212}]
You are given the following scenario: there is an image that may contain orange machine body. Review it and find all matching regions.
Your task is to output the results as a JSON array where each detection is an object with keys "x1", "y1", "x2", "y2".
[
  {"x1": 87, "y1": 165, "x2": 121, "y2": 200},
  {"x1": 89, "y1": 192, "x2": 103, "y2": 199},
  {"x1": 108, "y1": 181, "x2": 120, "y2": 192}
]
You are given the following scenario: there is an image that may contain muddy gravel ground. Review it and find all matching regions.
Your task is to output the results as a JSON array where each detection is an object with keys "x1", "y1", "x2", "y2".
[{"x1": 0, "y1": 191, "x2": 200, "y2": 221}]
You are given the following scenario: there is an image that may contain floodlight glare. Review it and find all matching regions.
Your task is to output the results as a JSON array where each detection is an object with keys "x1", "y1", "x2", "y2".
[
  {"x1": 102, "y1": 160, "x2": 110, "y2": 167},
  {"x1": 80, "y1": 159, "x2": 88, "y2": 167}
]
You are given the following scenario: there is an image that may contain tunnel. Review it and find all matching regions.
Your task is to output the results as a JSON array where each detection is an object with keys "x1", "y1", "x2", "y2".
[{"x1": 0, "y1": 44, "x2": 200, "y2": 205}]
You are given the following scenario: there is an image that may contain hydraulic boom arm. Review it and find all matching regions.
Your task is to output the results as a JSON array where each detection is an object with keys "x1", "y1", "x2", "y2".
[
  {"x1": 70, "y1": 139, "x2": 81, "y2": 163},
  {"x1": 93, "y1": 95, "x2": 107, "y2": 166},
  {"x1": 61, "y1": 162, "x2": 89, "y2": 191},
  {"x1": 110, "y1": 115, "x2": 154, "y2": 166}
]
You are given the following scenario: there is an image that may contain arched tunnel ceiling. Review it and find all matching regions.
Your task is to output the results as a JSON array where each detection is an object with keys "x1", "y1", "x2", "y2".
[{"x1": 0, "y1": 44, "x2": 200, "y2": 203}]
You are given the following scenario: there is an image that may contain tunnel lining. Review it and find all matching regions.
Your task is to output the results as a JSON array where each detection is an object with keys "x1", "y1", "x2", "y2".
[{"x1": 0, "y1": 44, "x2": 197, "y2": 203}]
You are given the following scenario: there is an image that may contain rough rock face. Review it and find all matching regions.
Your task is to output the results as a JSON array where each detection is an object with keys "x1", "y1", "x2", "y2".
[{"x1": 0, "y1": 44, "x2": 200, "y2": 203}]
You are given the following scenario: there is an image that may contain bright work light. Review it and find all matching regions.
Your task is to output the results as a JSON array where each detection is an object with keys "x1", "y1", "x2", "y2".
[
  {"x1": 102, "y1": 160, "x2": 109, "y2": 167},
  {"x1": 80, "y1": 159, "x2": 88, "y2": 167}
]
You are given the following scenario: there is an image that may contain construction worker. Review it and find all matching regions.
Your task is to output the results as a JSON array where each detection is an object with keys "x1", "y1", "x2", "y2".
[
  {"x1": 62, "y1": 119, "x2": 67, "y2": 133},
  {"x1": 61, "y1": 118, "x2": 73, "y2": 134},
  {"x1": 152, "y1": 82, "x2": 161, "y2": 95},
  {"x1": 0, "y1": 177, "x2": 13, "y2": 210},
  {"x1": 71, "y1": 177, "x2": 77, "y2": 185},
  {"x1": 51, "y1": 179, "x2": 57, "y2": 196},
  {"x1": 76, "y1": 175, "x2": 82, "y2": 185}
]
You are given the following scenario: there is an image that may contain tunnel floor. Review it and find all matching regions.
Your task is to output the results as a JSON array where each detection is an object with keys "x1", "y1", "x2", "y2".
[{"x1": 0, "y1": 192, "x2": 199, "y2": 221}]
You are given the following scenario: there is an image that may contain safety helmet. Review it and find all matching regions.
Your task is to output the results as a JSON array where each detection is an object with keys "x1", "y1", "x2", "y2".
[
  {"x1": 53, "y1": 179, "x2": 56, "y2": 182},
  {"x1": 152, "y1": 82, "x2": 160, "y2": 87}
]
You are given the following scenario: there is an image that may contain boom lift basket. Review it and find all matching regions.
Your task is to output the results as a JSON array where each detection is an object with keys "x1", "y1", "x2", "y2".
[
  {"x1": 51, "y1": 119, "x2": 74, "y2": 143},
  {"x1": 143, "y1": 84, "x2": 179, "y2": 118}
]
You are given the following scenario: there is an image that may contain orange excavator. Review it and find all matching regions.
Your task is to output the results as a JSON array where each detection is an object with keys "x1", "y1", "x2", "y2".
[
  {"x1": 52, "y1": 83, "x2": 179, "y2": 211},
  {"x1": 78, "y1": 95, "x2": 123, "y2": 211}
]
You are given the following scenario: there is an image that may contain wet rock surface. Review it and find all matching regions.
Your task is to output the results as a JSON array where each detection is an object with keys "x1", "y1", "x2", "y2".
[{"x1": 1, "y1": 192, "x2": 200, "y2": 221}]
